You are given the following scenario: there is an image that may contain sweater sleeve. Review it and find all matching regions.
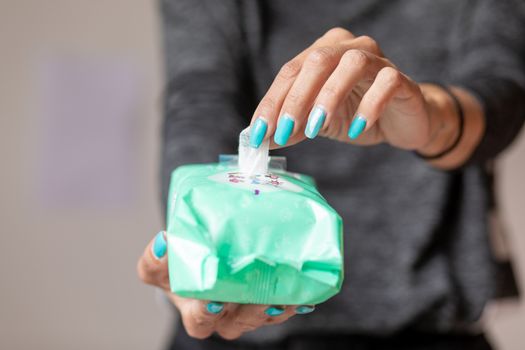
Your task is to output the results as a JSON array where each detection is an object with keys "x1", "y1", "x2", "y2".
[
  {"x1": 449, "y1": 0, "x2": 525, "y2": 164},
  {"x1": 159, "y1": 0, "x2": 249, "y2": 205}
]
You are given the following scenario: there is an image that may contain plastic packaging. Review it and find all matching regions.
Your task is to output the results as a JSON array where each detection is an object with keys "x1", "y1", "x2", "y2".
[{"x1": 166, "y1": 128, "x2": 343, "y2": 305}]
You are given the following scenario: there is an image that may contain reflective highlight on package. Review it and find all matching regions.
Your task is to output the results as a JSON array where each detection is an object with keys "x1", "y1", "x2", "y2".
[{"x1": 166, "y1": 128, "x2": 344, "y2": 305}]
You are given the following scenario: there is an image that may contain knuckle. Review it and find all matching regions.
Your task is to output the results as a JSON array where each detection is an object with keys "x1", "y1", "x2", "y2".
[
  {"x1": 180, "y1": 309, "x2": 214, "y2": 339},
  {"x1": 137, "y1": 259, "x2": 157, "y2": 285},
  {"x1": 185, "y1": 327, "x2": 212, "y2": 340},
  {"x1": 217, "y1": 329, "x2": 242, "y2": 340},
  {"x1": 380, "y1": 67, "x2": 403, "y2": 87},
  {"x1": 319, "y1": 84, "x2": 339, "y2": 100},
  {"x1": 284, "y1": 91, "x2": 303, "y2": 107},
  {"x1": 358, "y1": 35, "x2": 380, "y2": 53},
  {"x1": 306, "y1": 47, "x2": 335, "y2": 67},
  {"x1": 384, "y1": 58, "x2": 397, "y2": 69},
  {"x1": 257, "y1": 97, "x2": 277, "y2": 113},
  {"x1": 278, "y1": 60, "x2": 301, "y2": 80},
  {"x1": 190, "y1": 307, "x2": 216, "y2": 328},
  {"x1": 342, "y1": 49, "x2": 369, "y2": 69},
  {"x1": 193, "y1": 315, "x2": 214, "y2": 328},
  {"x1": 325, "y1": 27, "x2": 353, "y2": 39}
]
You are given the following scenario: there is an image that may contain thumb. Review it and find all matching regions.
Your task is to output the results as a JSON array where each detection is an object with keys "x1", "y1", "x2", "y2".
[{"x1": 137, "y1": 231, "x2": 170, "y2": 290}]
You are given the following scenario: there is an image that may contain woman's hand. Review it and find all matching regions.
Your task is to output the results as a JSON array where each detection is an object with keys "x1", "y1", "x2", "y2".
[
  {"x1": 249, "y1": 27, "x2": 484, "y2": 169},
  {"x1": 137, "y1": 232, "x2": 314, "y2": 340}
]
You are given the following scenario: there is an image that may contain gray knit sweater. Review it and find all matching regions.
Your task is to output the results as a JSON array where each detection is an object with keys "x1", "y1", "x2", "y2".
[{"x1": 159, "y1": 0, "x2": 525, "y2": 341}]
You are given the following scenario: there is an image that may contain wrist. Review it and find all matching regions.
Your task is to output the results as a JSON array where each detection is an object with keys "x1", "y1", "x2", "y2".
[{"x1": 416, "y1": 84, "x2": 461, "y2": 156}]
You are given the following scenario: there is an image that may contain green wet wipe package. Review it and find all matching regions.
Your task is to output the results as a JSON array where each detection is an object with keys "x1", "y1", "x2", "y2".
[{"x1": 166, "y1": 128, "x2": 344, "y2": 305}]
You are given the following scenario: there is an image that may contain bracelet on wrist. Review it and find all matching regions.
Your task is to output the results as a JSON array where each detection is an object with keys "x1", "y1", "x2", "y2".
[{"x1": 415, "y1": 83, "x2": 464, "y2": 160}]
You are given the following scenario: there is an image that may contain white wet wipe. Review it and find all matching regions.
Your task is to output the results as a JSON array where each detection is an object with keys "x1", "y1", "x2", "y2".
[{"x1": 238, "y1": 127, "x2": 269, "y2": 175}]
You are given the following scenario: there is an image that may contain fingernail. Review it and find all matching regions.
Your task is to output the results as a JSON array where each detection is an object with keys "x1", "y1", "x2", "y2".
[
  {"x1": 265, "y1": 306, "x2": 285, "y2": 317},
  {"x1": 249, "y1": 117, "x2": 268, "y2": 148},
  {"x1": 152, "y1": 231, "x2": 167, "y2": 260},
  {"x1": 295, "y1": 305, "x2": 315, "y2": 314},
  {"x1": 305, "y1": 106, "x2": 326, "y2": 139},
  {"x1": 348, "y1": 114, "x2": 367, "y2": 140},
  {"x1": 274, "y1": 114, "x2": 295, "y2": 146},
  {"x1": 206, "y1": 301, "x2": 224, "y2": 314}
]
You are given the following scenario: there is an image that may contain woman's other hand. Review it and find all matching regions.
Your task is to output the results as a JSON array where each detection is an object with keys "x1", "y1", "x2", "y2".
[
  {"x1": 137, "y1": 231, "x2": 314, "y2": 340},
  {"x1": 249, "y1": 28, "x2": 484, "y2": 169}
]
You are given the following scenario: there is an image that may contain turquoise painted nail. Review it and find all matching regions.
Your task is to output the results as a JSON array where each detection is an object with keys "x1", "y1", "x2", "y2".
[
  {"x1": 206, "y1": 301, "x2": 224, "y2": 314},
  {"x1": 305, "y1": 106, "x2": 326, "y2": 139},
  {"x1": 265, "y1": 306, "x2": 285, "y2": 317},
  {"x1": 348, "y1": 115, "x2": 367, "y2": 139},
  {"x1": 274, "y1": 114, "x2": 295, "y2": 146},
  {"x1": 295, "y1": 305, "x2": 315, "y2": 314},
  {"x1": 249, "y1": 117, "x2": 268, "y2": 148},
  {"x1": 152, "y1": 231, "x2": 167, "y2": 260}
]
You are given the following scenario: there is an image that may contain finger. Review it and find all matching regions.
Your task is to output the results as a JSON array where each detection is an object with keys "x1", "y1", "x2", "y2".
[
  {"x1": 349, "y1": 67, "x2": 422, "y2": 147},
  {"x1": 267, "y1": 38, "x2": 385, "y2": 148},
  {"x1": 215, "y1": 304, "x2": 293, "y2": 340},
  {"x1": 294, "y1": 305, "x2": 316, "y2": 315},
  {"x1": 273, "y1": 46, "x2": 347, "y2": 147},
  {"x1": 259, "y1": 39, "x2": 385, "y2": 148},
  {"x1": 248, "y1": 28, "x2": 355, "y2": 149},
  {"x1": 317, "y1": 27, "x2": 356, "y2": 43},
  {"x1": 137, "y1": 231, "x2": 170, "y2": 290},
  {"x1": 279, "y1": 35, "x2": 383, "y2": 145},
  {"x1": 221, "y1": 304, "x2": 271, "y2": 334},
  {"x1": 263, "y1": 305, "x2": 296, "y2": 326},
  {"x1": 352, "y1": 35, "x2": 384, "y2": 57},
  {"x1": 308, "y1": 49, "x2": 393, "y2": 140},
  {"x1": 214, "y1": 305, "x2": 266, "y2": 339},
  {"x1": 179, "y1": 299, "x2": 232, "y2": 339}
]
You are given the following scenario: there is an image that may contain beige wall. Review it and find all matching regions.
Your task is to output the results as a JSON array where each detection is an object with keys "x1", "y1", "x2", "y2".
[
  {"x1": 0, "y1": 1, "x2": 171, "y2": 349},
  {"x1": 0, "y1": 1, "x2": 523, "y2": 349}
]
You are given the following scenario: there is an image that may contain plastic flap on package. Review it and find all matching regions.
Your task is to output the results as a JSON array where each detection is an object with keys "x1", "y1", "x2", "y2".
[{"x1": 166, "y1": 128, "x2": 344, "y2": 305}]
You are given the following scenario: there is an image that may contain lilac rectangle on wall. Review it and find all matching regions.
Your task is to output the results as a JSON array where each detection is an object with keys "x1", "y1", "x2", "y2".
[{"x1": 36, "y1": 56, "x2": 141, "y2": 209}]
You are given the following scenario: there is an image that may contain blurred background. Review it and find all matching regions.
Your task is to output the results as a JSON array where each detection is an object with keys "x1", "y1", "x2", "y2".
[{"x1": 0, "y1": 1, "x2": 523, "y2": 349}]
